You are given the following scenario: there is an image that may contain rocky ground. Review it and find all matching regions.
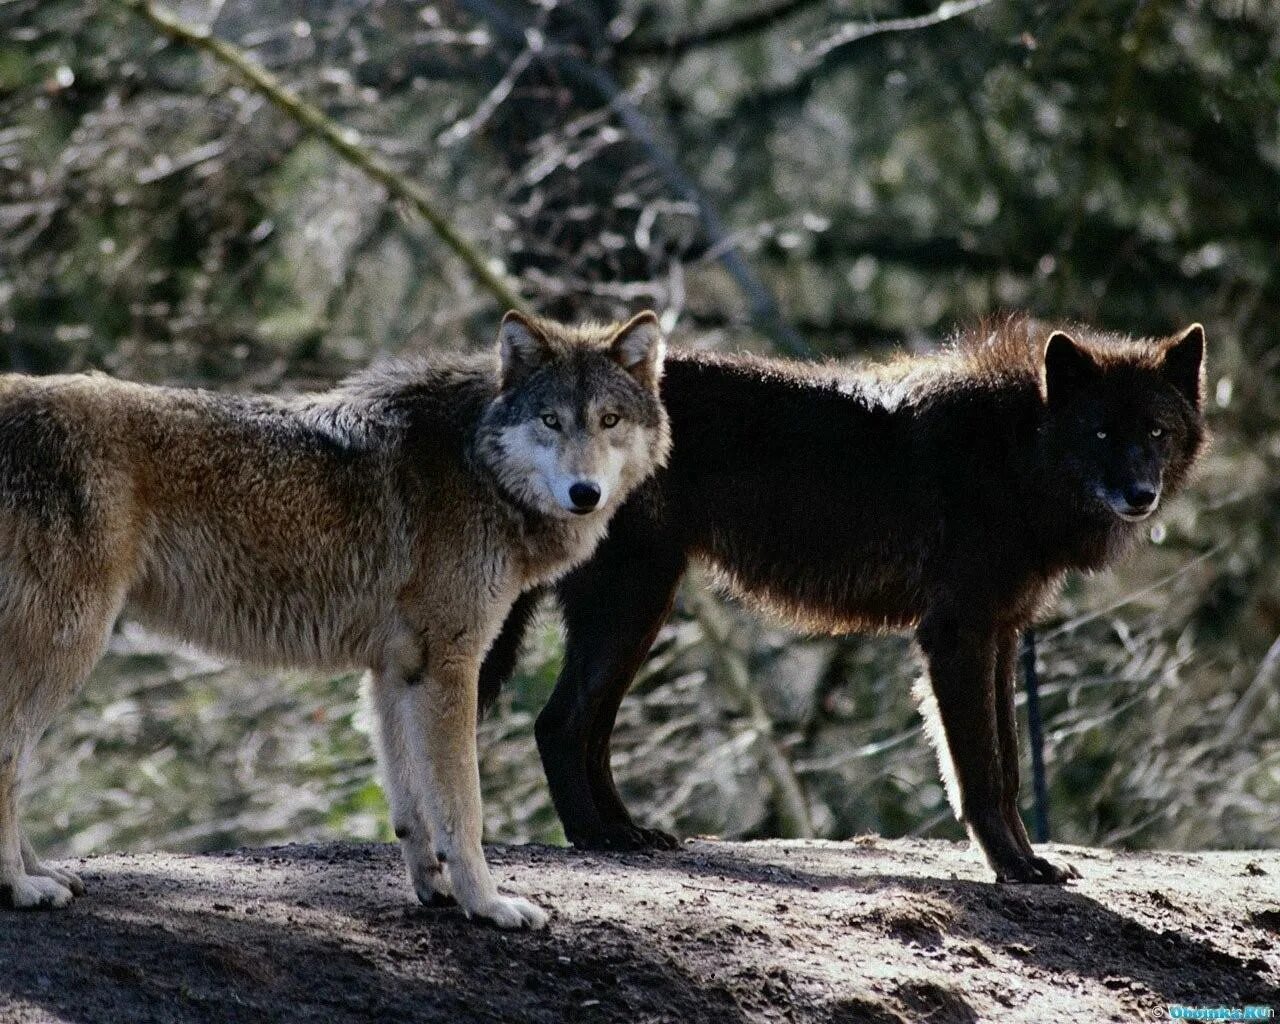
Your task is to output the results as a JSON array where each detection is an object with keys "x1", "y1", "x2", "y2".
[{"x1": 0, "y1": 838, "x2": 1276, "y2": 1023}]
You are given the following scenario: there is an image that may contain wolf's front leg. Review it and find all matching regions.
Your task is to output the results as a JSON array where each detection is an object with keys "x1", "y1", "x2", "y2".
[
  {"x1": 992, "y1": 630, "x2": 1078, "y2": 883},
  {"x1": 368, "y1": 670, "x2": 453, "y2": 906},
  {"x1": 404, "y1": 658, "x2": 548, "y2": 930},
  {"x1": 1, "y1": 745, "x2": 73, "y2": 910}
]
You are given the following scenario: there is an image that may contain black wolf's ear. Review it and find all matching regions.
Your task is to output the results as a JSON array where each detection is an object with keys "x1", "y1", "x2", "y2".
[
  {"x1": 1042, "y1": 330, "x2": 1101, "y2": 404},
  {"x1": 1161, "y1": 323, "x2": 1205, "y2": 409},
  {"x1": 610, "y1": 311, "x2": 665, "y2": 390},
  {"x1": 497, "y1": 311, "x2": 553, "y2": 391}
]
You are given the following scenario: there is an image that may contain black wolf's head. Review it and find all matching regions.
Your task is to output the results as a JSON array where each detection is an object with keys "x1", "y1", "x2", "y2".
[
  {"x1": 1038, "y1": 323, "x2": 1207, "y2": 525},
  {"x1": 477, "y1": 310, "x2": 671, "y2": 519}
]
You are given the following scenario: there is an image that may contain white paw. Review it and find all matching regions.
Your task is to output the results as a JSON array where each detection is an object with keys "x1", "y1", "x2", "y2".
[
  {"x1": 29, "y1": 863, "x2": 85, "y2": 896},
  {"x1": 6, "y1": 874, "x2": 74, "y2": 910},
  {"x1": 468, "y1": 894, "x2": 549, "y2": 930},
  {"x1": 55, "y1": 867, "x2": 86, "y2": 897}
]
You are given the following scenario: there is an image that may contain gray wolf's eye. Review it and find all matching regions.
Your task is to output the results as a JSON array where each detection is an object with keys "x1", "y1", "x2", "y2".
[
  {"x1": 541, "y1": 413, "x2": 561, "y2": 431},
  {"x1": 1096, "y1": 430, "x2": 1108, "y2": 440},
  {"x1": 601, "y1": 413, "x2": 620, "y2": 429},
  {"x1": 1150, "y1": 426, "x2": 1163, "y2": 438}
]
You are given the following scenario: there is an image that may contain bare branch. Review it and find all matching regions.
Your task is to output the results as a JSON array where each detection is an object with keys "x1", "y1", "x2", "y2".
[
  {"x1": 439, "y1": 44, "x2": 538, "y2": 148},
  {"x1": 1038, "y1": 544, "x2": 1225, "y2": 645},
  {"x1": 804, "y1": 0, "x2": 995, "y2": 71},
  {"x1": 1224, "y1": 633, "x2": 1280, "y2": 734},
  {"x1": 114, "y1": 0, "x2": 530, "y2": 315},
  {"x1": 620, "y1": 0, "x2": 825, "y2": 58},
  {"x1": 720, "y1": 0, "x2": 996, "y2": 125},
  {"x1": 458, "y1": 0, "x2": 811, "y2": 356}
]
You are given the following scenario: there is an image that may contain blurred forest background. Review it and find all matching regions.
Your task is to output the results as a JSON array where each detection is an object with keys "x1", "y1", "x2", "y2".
[{"x1": 2, "y1": 0, "x2": 1277, "y2": 859}]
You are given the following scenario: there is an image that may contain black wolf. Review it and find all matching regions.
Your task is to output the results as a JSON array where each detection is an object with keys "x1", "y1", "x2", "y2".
[{"x1": 481, "y1": 315, "x2": 1207, "y2": 884}]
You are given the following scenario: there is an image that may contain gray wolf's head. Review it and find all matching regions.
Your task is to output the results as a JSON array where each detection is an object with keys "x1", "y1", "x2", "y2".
[
  {"x1": 478, "y1": 310, "x2": 671, "y2": 519},
  {"x1": 1039, "y1": 322, "x2": 1207, "y2": 523}
]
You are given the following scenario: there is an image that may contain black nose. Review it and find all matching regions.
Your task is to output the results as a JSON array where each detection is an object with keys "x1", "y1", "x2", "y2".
[
  {"x1": 568, "y1": 481, "x2": 601, "y2": 510},
  {"x1": 1124, "y1": 483, "x2": 1159, "y2": 511}
]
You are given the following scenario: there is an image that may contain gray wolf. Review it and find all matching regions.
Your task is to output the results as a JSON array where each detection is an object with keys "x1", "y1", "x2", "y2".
[
  {"x1": 480, "y1": 315, "x2": 1206, "y2": 884},
  {"x1": 0, "y1": 310, "x2": 669, "y2": 927}
]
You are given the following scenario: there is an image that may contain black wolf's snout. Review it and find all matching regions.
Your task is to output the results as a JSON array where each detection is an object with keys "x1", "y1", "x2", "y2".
[
  {"x1": 1122, "y1": 482, "x2": 1159, "y2": 513},
  {"x1": 568, "y1": 481, "x2": 601, "y2": 513}
]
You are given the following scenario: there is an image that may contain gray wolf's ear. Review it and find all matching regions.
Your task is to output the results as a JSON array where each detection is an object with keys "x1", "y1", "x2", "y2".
[
  {"x1": 498, "y1": 311, "x2": 552, "y2": 391},
  {"x1": 1161, "y1": 323, "x2": 1205, "y2": 409},
  {"x1": 610, "y1": 311, "x2": 665, "y2": 390},
  {"x1": 1042, "y1": 330, "x2": 1101, "y2": 404}
]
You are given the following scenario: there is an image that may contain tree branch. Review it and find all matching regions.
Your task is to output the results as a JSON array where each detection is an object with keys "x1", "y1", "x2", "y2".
[
  {"x1": 722, "y1": 0, "x2": 995, "y2": 125},
  {"x1": 620, "y1": 0, "x2": 824, "y2": 58},
  {"x1": 803, "y1": 0, "x2": 994, "y2": 71},
  {"x1": 113, "y1": 0, "x2": 530, "y2": 316},
  {"x1": 456, "y1": 0, "x2": 812, "y2": 357}
]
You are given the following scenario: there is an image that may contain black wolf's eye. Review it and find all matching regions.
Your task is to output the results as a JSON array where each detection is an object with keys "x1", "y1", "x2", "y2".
[
  {"x1": 1150, "y1": 426, "x2": 1163, "y2": 438},
  {"x1": 601, "y1": 413, "x2": 620, "y2": 429},
  {"x1": 1096, "y1": 430, "x2": 1108, "y2": 440},
  {"x1": 541, "y1": 413, "x2": 561, "y2": 431}
]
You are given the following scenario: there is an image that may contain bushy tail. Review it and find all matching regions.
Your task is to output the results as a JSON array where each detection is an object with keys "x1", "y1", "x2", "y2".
[{"x1": 479, "y1": 588, "x2": 545, "y2": 713}]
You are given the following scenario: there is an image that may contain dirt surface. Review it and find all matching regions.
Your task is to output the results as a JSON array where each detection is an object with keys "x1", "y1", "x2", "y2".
[{"x1": 0, "y1": 838, "x2": 1276, "y2": 1023}]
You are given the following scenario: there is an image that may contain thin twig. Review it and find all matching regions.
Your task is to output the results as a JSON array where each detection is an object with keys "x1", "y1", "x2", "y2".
[
  {"x1": 716, "y1": 0, "x2": 995, "y2": 126},
  {"x1": 803, "y1": 0, "x2": 995, "y2": 70},
  {"x1": 439, "y1": 40, "x2": 538, "y2": 148},
  {"x1": 1037, "y1": 543, "x2": 1224, "y2": 643},
  {"x1": 621, "y1": 0, "x2": 824, "y2": 57},
  {"x1": 1224, "y1": 632, "x2": 1280, "y2": 734}
]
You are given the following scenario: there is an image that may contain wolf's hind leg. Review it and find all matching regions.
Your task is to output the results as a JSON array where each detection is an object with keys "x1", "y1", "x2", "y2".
[
  {"x1": 0, "y1": 563, "x2": 126, "y2": 910},
  {"x1": 916, "y1": 612, "x2": 1072, "y2": 885},
  {"x1": 406, "y1": 659, "x2": 547, "y2": 930},
  {"x1": 368, "y1": 670, "x2": 452, "y2": 906}
]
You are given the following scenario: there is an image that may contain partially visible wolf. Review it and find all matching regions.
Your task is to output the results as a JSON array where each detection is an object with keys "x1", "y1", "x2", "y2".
[
  {"x1": 481, "y1": 315, "x2": 1207, "y2": 884},
  {"x1": 0, "y1": 310, "x2": 669, "y2": 928}
]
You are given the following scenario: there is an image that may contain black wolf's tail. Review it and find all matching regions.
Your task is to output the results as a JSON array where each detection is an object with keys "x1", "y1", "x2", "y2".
[{"x1": 479, "y1": 587, "x2": 545, "y2": 713}]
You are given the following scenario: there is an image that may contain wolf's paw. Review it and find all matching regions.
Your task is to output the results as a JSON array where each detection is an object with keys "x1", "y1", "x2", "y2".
[
  {"x1": 3, "y1": 874, "x2": 74, "y2": 910},
  {"x1": 571, "y1": 823, "x2": 679, "y2": 852},
  {"x1": 30, "y1": 863, "x2": 85, "y2": 896},
  {"x1": 995, "y1": 854, "x2": 1078, "y2": 885},
  {"x1": 468, "y1": 894, "x2": 549, "y2": 930},
  {"x1": 1028, "y1": 855, "x2": 1080, "y2": 883},
  {"x1": 21, "y1": 838, "x2": 86, "y2": 896},
  {"x1": 59, "y1": 867, "x2": 86, "y2": 896},
  {"x1": 633, "y1": 826, "x2": 680, "y2": 851}
]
